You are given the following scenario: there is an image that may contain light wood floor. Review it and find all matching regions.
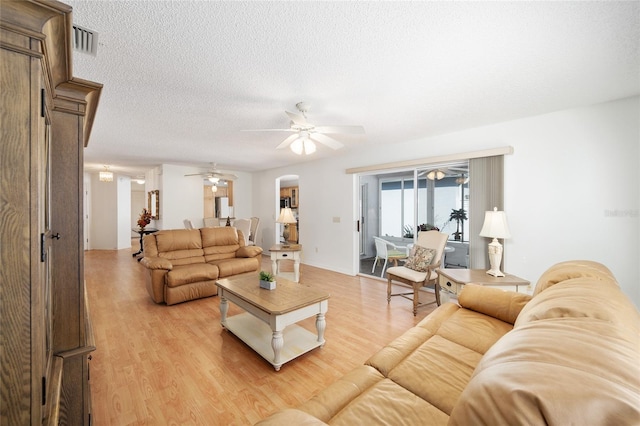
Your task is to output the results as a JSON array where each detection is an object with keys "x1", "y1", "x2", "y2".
[{"x1": 85, "y1": 244, "x2": 438, "y2": 425}]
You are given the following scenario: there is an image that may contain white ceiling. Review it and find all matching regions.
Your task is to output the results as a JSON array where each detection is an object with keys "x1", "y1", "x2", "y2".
[{"x1": 67, "y1": 1, "x2": 640, "y2": 178}]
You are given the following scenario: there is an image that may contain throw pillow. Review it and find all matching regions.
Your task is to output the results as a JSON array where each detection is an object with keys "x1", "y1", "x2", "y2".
[{"x1": 404, "y1": 245, "x2": 436, "y2": 272}]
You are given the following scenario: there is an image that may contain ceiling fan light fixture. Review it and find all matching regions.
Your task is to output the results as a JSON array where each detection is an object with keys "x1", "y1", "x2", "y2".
[
  {"x1": 208, "y1": 176, "x2": 220, "y2": 183},
  {"x1": 99, "y1": 165, "x2": 113, "y2": 182},
  {"x1": 290, "y1": 138, "x2": 304, "y2": 155},
  {"x1": 303, "y1": 139, "x2": 316, "y2": 155},
  {"x1": 426, "y1": 170, "x2": 445, "y2": 180},
  {"x1": 455, "y1": 175, "x2": 469, "y2": 185}
]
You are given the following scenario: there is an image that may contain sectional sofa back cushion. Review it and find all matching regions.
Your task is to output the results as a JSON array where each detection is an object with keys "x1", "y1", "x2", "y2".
[
  {"x1": 149, "y1": 229, "x2": 204, "y2": 266},
  {"x1": 201, "y1": 227, "x2": 242, "y2": 262},
  {"x1": 449, "y1": 261, "x2": 640, "y2": 426}
]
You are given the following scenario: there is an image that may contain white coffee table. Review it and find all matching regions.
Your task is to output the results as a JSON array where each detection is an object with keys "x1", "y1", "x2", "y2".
[{"x1": 216, "y1": 272, "x2": 329, "y2": 371}]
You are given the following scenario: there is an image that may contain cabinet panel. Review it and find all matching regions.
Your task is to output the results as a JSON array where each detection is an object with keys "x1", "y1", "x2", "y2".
[{"x1": 1, "y1": 2, "x2": 102, "y2": 424}]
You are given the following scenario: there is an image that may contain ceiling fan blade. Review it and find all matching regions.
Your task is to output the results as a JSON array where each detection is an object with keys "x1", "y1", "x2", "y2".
[
  {"x1": 184, "y1": 172, "x2": 207, "y2": 177},
  {"x1": 240, "y1": 129, "x2": 294, "y2": 132},
  {"x1": 285, "y1": 111, "x2": 307, "y2": 126},
  {"x1": 314, "y1": 125, "x2": 365, "y2": 135},
  {"x1": 310, "y1": 133, "x2": 344, "y2": 150},
  {"x1": 215, "y1": 173, "x2": 237, "y2": 180},
  {"x1": 276, "y1": 134, "x2": 300, "y2": 150}
]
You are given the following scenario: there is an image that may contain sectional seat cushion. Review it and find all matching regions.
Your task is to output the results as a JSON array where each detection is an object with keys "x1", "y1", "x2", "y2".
[{"x1": 165, "y1": 263, "x2": 219, "y2": 287}]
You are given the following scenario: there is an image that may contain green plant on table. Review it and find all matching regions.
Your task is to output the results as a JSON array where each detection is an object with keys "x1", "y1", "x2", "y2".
[{"x1": 259, "y1": 271, "x2": 275, "y2": 282}]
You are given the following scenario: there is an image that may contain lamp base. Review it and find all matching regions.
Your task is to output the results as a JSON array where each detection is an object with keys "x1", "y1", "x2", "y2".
[
  {"x1": 486, "y1": 238, "x2": 505, "y2": 277},
  {"x1": 486, "y1": 268, "x2": 506, "y2": 277}
]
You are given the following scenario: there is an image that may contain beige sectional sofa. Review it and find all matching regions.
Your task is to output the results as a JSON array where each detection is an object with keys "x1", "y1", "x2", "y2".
[
  {"x1": 140, "y1": 227, "x2": 263, "y2": 305},
  {"x1": 257, "y1": 260, "x2": 640, "y2": 425}
]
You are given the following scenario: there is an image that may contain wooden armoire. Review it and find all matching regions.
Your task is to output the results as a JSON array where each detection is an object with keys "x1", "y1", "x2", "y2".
[{"x1": 1, "y1": 1, "x2": 102, "y2": 424}]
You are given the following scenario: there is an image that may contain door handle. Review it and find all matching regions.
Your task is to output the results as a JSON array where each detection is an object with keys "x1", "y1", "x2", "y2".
[{"x1": 52, "y1": 233, "x2": 61, "y2": 240}]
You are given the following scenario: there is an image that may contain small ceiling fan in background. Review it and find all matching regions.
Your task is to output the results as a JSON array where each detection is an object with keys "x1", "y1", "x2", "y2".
[
  {"x1": 243, "y1": 102, "x2": 365, "y2": 155},
  {"x1": 184, "y1": 163, "x2": 238, "y2": 182}
]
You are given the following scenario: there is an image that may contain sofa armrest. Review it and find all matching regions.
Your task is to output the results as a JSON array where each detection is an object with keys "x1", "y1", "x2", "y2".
[
  {"x1": 255, "y1": 409, "x2": 328, "y2": 426},
  {"x1": 140, "y1": 256, "x2": 173, "y2": 270},
  {"x1": 457, "y1": 285, "x2": 531, "y2": 325},
  {"x1": 236, "y1": 246, "x2": 263, "y2": 258}
]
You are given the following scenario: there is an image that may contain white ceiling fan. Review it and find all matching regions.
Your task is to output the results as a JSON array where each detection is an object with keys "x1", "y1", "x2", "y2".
[
  {"x1": 244, "y1": 102, "x2": 365, "y2": 155},
  {"x1": 184, "y1": 163, "x2": 237, "y2": 182}
]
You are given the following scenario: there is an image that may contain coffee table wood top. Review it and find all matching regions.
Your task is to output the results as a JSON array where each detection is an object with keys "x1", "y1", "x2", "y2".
[{"x1": 216, "y1": 272, "x2": 329, "y2": 315}]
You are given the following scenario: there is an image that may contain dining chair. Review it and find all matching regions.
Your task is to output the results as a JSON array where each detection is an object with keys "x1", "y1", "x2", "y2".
[
  {"x1": 248, "y1": 216, "x2": 260, "y2": 246},
  {"x1": 233, "y1": 218, "x2": 252, "y2": 245},
  {"x1": 386, "y1": 230, "x2": 449, "y2": 315},
  {"x1": 372, "y1": 236, "x2": 409, "y2": 278}
]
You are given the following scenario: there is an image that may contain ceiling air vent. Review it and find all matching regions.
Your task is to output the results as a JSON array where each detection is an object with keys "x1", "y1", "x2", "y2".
[{"x1": 72, "y1": 24, "x2": 98, "y2": 56}]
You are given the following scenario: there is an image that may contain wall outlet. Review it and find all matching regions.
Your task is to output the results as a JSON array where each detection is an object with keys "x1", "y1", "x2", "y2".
[{"x1": 332, "y1": 216, "x2": 340, "y2": 223}]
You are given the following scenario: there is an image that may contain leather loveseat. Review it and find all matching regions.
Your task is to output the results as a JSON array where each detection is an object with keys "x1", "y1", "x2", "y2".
[
  {"x1": 256, "y1": 260, "x2": 640, "y2": 425},
  {"x1": 140, "y1": 227, "x2": 263, "y2": 305}
]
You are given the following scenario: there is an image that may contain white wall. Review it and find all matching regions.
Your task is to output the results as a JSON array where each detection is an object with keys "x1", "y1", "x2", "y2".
[
  {"x1": 144, "y1": 164, "x2": 253, "y2": 230},
  {"x1": 131, "y1": 183, "x2": 145, "y2": 237},
  {"x1": 252, "y1": 96, "x2": 639, "y2": 307},
  {"x1": 88, "y1": 172, "x2": 132, "y2": 250},
  {"x1": 116, "y1": 175, "x2": 131, "y2": 249}
]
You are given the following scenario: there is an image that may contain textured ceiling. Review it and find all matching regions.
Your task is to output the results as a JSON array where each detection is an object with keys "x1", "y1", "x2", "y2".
[{"x1": 66, "y1": 1, "x2": 640, "y2": 178}]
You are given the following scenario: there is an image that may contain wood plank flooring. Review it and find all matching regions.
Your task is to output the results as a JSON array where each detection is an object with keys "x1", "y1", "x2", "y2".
[{"x1": 85, "y1": 244, "x2": 437, "y2": 425}]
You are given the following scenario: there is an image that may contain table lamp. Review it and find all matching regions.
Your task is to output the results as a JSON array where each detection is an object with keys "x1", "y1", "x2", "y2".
[
  {"x1": 479, "y1": 207, "x2": 511, "y2": 277},
  {"x1": 276, "y1": 207, "x2": 297, "y2": 245}
]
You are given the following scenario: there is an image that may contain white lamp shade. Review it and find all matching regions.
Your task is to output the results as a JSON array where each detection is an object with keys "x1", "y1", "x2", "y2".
[
  {"x1": 276, "y1": 207, "x2": 297, "y2": 224},
  {"x1": 479, "y1": 207, "x2": 511, "y2": 239}
]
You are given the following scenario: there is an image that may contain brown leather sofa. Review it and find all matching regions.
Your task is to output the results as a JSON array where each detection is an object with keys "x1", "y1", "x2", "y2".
[
  {"x1": 140, "y1": 227, "x2": 263, "y2": 305},
  {"x1": 256, "y1": 260, "x2": 640, "y2": 425}
]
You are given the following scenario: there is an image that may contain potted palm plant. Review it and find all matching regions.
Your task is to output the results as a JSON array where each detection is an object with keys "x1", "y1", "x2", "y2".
[{"x1": 448, "y1": 208, "x2": 467, "y2": 241}]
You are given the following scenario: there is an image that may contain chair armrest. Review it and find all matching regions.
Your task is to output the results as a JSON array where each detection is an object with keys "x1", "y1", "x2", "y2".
[
  {"x1": 236, "y1": 246, "x2": 263, "y2": 258},
  {"x1": 139, "y1": 256, "x2": 173, "y2": 270},
  {"x1": 458, "y1": 285, "x2": 532, "y2": 324}
]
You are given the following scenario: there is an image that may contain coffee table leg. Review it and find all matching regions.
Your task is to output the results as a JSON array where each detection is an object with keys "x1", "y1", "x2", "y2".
[
  {"x1": 293, "y1": 259, "x2": 300, "y2": 283},
  {"x1": 220, "y1": 296, "x2": 228, "y2": 326},
  {"x1": 316, "y1": 313, "x2": 326, "y2": 346},
  {"x1": 271, "y1": 330, "x2": 284, "y2": 371}
]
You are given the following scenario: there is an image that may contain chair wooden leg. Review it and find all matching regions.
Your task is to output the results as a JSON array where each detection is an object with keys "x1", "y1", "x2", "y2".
[
  {"x1": 412, "y1": 283, "x2": 419, "y2": 316},
  {"x1": 435, "y1": 282, "x2": 441, "y2": 306},
  {"x1": 387, "y1": 276, "x2": 392, "y2": 303}
]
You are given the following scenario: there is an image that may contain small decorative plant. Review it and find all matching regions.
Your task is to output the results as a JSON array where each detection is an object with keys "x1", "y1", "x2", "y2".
[
  {"x1": 259, "y1": 271, "x2": 275, "y2": 282},
  {"x1": 259, "y1": 271, "x2": 276, "y2": 290},
  {"x1": 137, "y1": 208, "x2": 152, "y2": 230}
]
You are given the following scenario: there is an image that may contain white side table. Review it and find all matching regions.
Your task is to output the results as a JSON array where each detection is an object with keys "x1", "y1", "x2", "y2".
[{"x1": 270, "y1": 244, "x2": 302, "y2": 283}]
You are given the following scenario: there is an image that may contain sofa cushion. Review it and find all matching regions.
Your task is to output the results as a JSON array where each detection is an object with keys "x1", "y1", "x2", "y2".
[
  {"x1": 211, "y1": 258, "x2": 260, "y2": 278},
  {"x1": 532, "y1": 259, "x2": 616, "y2": 296},
  {"x1": 449, "y1": 319, "x2": 640, "y2": 426},
  {"x1": 166, "y1": 263, "x2": 219, "y2": 288},
  {"x1": 155, "y1": 229, "x2": 202, "y2": 252},
  {"x1": 201, "y1": 226, "x2": 240, "y2": 248},
  {"x1": 328, "y1": 378, "x2": 449, "y2": 426},
  {"x1": 515, "y1": 277, "x2": 639, "y2": 333}
]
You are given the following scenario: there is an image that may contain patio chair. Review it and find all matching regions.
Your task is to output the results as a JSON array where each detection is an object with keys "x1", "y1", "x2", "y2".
[{"x1": 372, "y1": 236, "x2": 409, "y2": 278}]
